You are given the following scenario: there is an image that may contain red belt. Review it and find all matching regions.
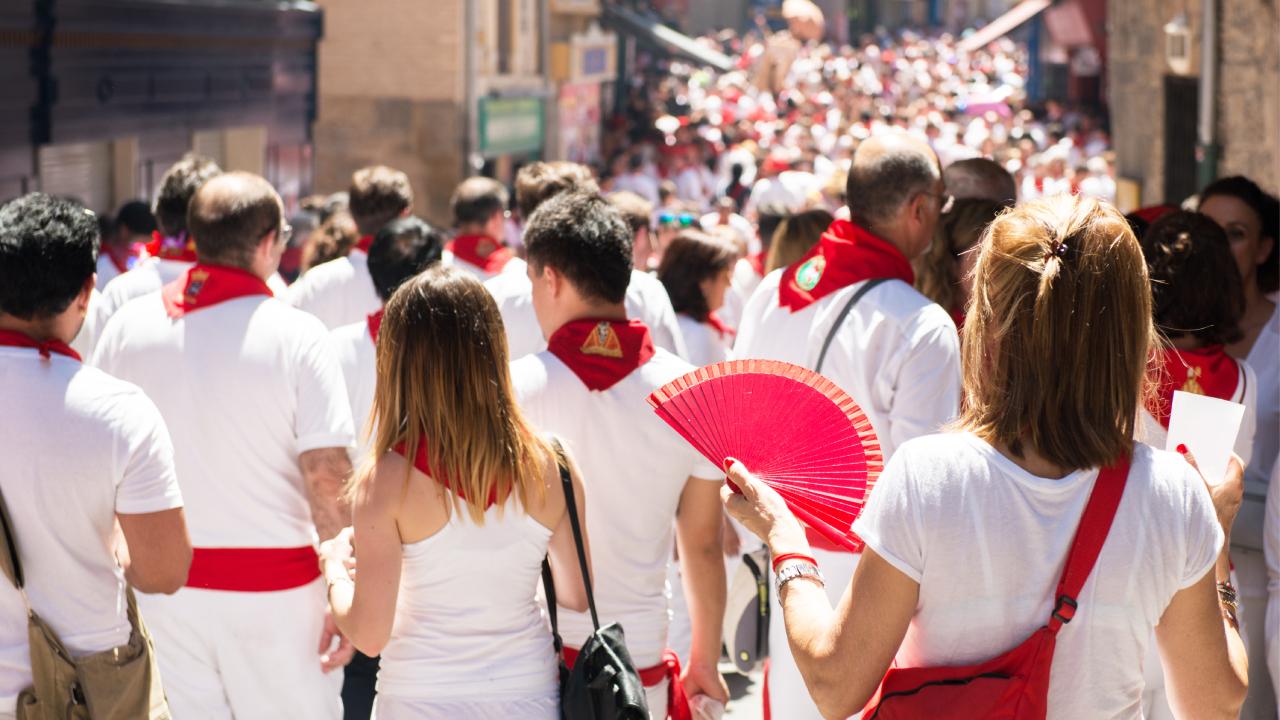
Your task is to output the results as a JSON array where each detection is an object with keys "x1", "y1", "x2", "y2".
[
  {"x1": 185, "y1": 546, "x2": 320, "y2": 592},
  {"x1": 562, "y1": 646, "x2": 691, "y2": 720}
]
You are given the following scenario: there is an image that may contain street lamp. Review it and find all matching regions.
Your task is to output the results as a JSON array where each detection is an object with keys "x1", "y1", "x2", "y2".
[{"x1": 1163, "y1": 12, "x2": 1191, "y2": 75}]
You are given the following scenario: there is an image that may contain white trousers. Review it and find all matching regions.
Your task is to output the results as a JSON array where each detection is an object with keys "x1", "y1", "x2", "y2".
[
  {"x1": 372, "y1": 696, "x2": 558, "y2": 720},
  {"x1": 768, "y1": 549, "x2": 861, "y2": 720},
  {"x1": 137, "y1": 578, "x2": 342, "y2": 720}
]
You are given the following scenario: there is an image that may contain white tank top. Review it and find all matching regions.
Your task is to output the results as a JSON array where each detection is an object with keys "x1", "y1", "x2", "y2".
[{"x1": 376, "y1": 497, "x2": 559, "y2": 702}]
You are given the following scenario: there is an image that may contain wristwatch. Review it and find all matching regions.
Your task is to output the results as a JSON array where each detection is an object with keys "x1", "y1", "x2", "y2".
[{"x1": 775, "y1": 561, "x2": 824, "y2": 595}]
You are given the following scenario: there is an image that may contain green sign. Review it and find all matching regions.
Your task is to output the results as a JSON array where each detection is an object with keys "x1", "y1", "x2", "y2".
[{"x1": 478, "y1": 97, "x2": 545, "y2": 156}]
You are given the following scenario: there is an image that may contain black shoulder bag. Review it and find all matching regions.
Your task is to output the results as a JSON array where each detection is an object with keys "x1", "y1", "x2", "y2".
[{"x1": 542, "y1": 441, "x2": 649, "y2": 720}]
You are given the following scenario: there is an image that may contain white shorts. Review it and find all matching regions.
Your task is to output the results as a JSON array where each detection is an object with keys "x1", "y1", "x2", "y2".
[
  {"x1": 768, "y1": 549, "x2": 860, "y2": 720},
  {"x1": 372, "y1": 695, "x2": 558, "y2": 720},
  {"x1": 137, "y1": 578, "x2": 341, "y2": 720}
]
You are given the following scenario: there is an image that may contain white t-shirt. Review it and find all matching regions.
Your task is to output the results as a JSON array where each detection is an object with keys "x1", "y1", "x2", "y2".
[
  {"x1": 734, "y1": 272, "x2": 961, "y2": 458},
  {"x1": 287, "y1": 251, "x2": 381, "y2": 330},
  {"x1": 79, "y1": 258, "x2": 287, "y2": 361},
  {"x1": 450, "y1": 255, "x2": 522, "y2": 284},
  {"x1": 329, "y1": 319, "x2": 377, "y2": 462},
  {"x1": 676, "y1": 315, "x2": 728, "y2": 368},
  {"x1": 95, "y1": 254, "x2": 121, "y2": 290},
  {"x1": 1247, "y1": 305, "x2": 1280, "y2": 498},
  {"x1": 486, "y1": 261, "x2": 688, "y2": 362},
  {"x1": 0, "y1": 348, "x2": 183, "y2": 713},
  {"x1": 853, "y1": 433, "x2": 1223, "y2": 720},
  {"x1": 511, "y1": 348, "x2": 720, "y2": 666},
  {"x1": 93, "y1": 294, "x2": 355, "y2": 548}
]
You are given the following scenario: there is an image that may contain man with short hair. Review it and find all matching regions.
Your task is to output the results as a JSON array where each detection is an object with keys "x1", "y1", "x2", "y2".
[
  {"x1": 607, "y1": 190, "x2": 657, "y2": 271},
  {"x1": 0, "y1": 194, "x2": 191, "y2": 716},
  {"x1": 289, "y1": 165, "x2": 413, "y2": 328},
  {"x1": 96, "y1": 200, "x2": 155, "y2": 289},
  {"x1": 734, "y1": 132, "x2": 962, "y2": 720},
  {"x1": 943, "y1": 157, "x2": 1018, "y2": 205},
  {"x1": 94, "y1": 172, "x2": 357, "y2": 719},
  {"x1": 446, "y1": 177, "x2": 517, "y2": 281},
  {"x1": 486, "y1": 162, "x2": 688, "y2": 360},
  {"x1": 512, "y1": 191, "x2": 729, "y2": 717}
]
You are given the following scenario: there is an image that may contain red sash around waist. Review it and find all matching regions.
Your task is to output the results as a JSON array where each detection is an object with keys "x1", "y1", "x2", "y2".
[
  {"x1": 562, "y1": 646, "x2": 690, "y2": 719},
  {"x1": 185, "y1": 546, "x2": 320, "y2": 592}
]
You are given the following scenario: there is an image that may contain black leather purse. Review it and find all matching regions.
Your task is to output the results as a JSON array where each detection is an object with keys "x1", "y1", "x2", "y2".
[{"x1": 542, "y1": 441, "x2": 649, "y2": 720}]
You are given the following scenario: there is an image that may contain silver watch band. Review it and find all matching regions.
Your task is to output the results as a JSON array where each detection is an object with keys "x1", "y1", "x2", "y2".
[{"x1": 775, "y1": 561, "x2": 824, "y2": 595}]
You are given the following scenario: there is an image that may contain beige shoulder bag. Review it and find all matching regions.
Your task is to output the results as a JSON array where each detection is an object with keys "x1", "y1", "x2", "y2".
[{"x1": 0, "y1": 488, "x2": 170, "y2": 719}]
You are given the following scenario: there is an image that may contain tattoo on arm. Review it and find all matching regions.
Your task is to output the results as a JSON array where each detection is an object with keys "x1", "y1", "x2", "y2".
[{"x1": 300, "y1": 447, "x2": 354, "y2": 541}]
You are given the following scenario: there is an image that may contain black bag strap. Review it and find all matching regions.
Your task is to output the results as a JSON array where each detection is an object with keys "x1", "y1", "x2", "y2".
[
  {"x1": 815, "y1": 278, "x2": 889, "y2": 373},
  {"x1": 0, "y1": 484, "x2": 24, "y2": 590},
  {"x1": 542, "y1": 439, "x2": 600, "y2": 654}
]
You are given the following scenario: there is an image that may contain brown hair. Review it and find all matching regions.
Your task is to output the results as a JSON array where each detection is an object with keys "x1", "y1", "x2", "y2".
[
  {"x1": 960, "y1": 195, "x2": 1153, "y2": 470},
  {"x1": 765, "y1": 208, "x2": 833, "y2": 273},
  {"x1": 349, "y1": 166, "x2": 413, "y2": 236},
  {"x1": 302, "y1": 210, "x2": 358, "y2": 271},
  {"x1": 915, "y1": 198, "x2": 1008, "y2": 316},
  {"x1": 657, "y1": 230, "x2": 738, "y2": 320},
  {"x1": 607, "y1": 190, "x2": 654, "y2": 237},
  {"x1": 514, "y1": 161, "x2": 599, "y2": 220},
  {"x1": 355, "y1": 266, "x2": 550, "y2": 523},
  {"x1": 1142, "y1": 211, "x2": 1244, "y2": 346},
  {"x1": 188, "y1": 172, "x2": 282, "y2": 268}
]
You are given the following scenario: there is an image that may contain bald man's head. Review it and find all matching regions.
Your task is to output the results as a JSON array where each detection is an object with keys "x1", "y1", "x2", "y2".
[
  {"x1": 845, "y1": 133, "x2": 942, "y2": 227},
  {"x1": 188, "y1": 172, "x2": 282, "y2": 268},
  {"x1": 944, "y1": 158, "x2": 1017, "y2": 205}
]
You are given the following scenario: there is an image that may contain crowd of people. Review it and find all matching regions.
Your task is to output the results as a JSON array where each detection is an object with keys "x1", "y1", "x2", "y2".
[{"x1": 1, "y1": 5, "x2": 1279, "y2": 720}]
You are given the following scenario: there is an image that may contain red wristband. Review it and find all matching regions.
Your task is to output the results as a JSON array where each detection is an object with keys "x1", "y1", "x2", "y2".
[{"x1": 771, "y1": 552, "x2": 817, "y2": 573}]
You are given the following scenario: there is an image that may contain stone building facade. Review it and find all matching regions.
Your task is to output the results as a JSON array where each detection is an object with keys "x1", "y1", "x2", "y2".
[{"x1": 1108, "y1": 0, "x2": 1279, "y2": 206}]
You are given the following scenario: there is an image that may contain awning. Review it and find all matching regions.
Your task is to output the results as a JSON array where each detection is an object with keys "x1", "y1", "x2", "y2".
[
  {"x1": 958, "y1": 0, "x2": 1052, "y2": 52},
  {"x1": 602, "y1": 4, "x2": 734, "y2": 72}
]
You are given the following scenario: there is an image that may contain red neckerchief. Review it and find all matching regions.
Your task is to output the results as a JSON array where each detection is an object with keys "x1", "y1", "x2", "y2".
[
  {"x1": 352, "y1": 235, "x2": 374, "y2": 254},
  {"x1": 366, "y1": 308, "x2": 384, "y2": 344},
  {"x1": 705, "y1": 312, "x2": 736, "y2": 340},
  {"x1": 104, "y1": 244, "x2": 131, "y2": 274},
  {"x1": 777, "y1": 219, "x2": 914, "y2": 312},
  {"x1": 0, "y1": 329, "x2": 82, "y2": 362},
  {"x1": 393, "y1": 438, "x2": 498, "y2": 508},
  {"x1": 547, "y1": 319, "x2": 656, "y2": 392},
  {"x1": 1149, "y1": 345, "x2": 1241, "y2": 427},
  {"x1": 746, "y1": 251, "x2": 766, "y2": 278},
  {"x1": 448, "y1": 235, "x2": 514, "y2": 274},
  {"x1": 144, "y1": 231, "x2": 198, "y2": 262},
  {"x1": 950, "y1": 308, "x2": 966, "y2": 332},
  {"x1": 161, "y1": 264, "x2": 273, "y2": 319}
]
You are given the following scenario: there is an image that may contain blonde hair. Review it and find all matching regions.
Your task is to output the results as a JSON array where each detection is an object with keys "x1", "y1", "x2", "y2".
[
  {"x1": 766, "y1": 208, "x2": 834, "y2": 273},
  {"x1": 354, "y1": 266, "x2": 549, "y2": 522},
  {"x1": 960, "y1": 195, "x2": 1153, "y2": 470}
]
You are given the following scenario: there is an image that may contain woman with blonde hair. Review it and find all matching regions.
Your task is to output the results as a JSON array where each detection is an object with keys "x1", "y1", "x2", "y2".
[
  {"x1": 320, "y1": 266, "x2": 591, "y2": 719},
  {"x1": 764, "y1": 208, "x2": 833, "y2": 274},
  {"x1": 725, "y1": 194, "x2": 1249, "y2": 718}
]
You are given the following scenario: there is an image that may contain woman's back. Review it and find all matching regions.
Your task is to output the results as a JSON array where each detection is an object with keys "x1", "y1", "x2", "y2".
[
  {"x1": 378, "y1": 492, "x2": 557, "y2": 702},
  {"x1": 854, "y1": 433, "x2": 1222, "y2": 719}
]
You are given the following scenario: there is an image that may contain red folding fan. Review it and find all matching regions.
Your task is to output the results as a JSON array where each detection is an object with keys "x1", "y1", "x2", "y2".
[{"x1": 646, "y1": 359, "x2": 882, "y2": 553}]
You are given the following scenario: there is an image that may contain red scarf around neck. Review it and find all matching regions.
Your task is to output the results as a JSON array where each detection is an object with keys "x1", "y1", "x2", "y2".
[
  {"x1": 1149, "y1": 346, "x2": 1241, "y2": 427},
  {"x1": 393, "y1": 437, "x2": 499, "y2": 509},
  {"x1": 161, "y1": 264, "x2": 273, "y2": 319},
  {"x1": 705, "y1": 312, "x2": 736, "y2": 340},
  {"x1": 778, "y1": 219, "x2": 915, "y2": 312},
  {"x1": 353, "y1": 235, "x2": 374, "y2": 254},
  {"x1": 547, "y1": 319, "x2": 656, "y2": 392},
  {"x1": 144, "y1": 231, "x2": 198, "y2": 263},
  {"x1": 367, "y1": 308, "x2": 384, "y2": 344},
  {"x1": 449, "y1": 235, "x2": 514, "y2": 275},
  {"x1": 0, "y1": 329, "x2": 81, "y2": 362}
]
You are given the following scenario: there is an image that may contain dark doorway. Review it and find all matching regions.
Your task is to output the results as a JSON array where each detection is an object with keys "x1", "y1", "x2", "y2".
[{"x1": 1164, "y1": 75, "x2": 1199, "y2": 204}]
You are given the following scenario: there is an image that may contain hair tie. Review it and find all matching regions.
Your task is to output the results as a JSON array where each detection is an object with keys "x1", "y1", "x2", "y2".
[{"x1": 1045, "y1": 240, "x2": 1068, "y2": 261}]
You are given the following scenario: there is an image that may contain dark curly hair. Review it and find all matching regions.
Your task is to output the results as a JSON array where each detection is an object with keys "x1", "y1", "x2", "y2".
[
  {"x1": 0, "y1": 193, "x2": 100, "y2": 319},
  {"x1": 1142, "y1": 210, "x2": 1244, "y2": 346},
  {"x1": 524, "y1": 191, "x2": 631, "y2": 305},
  {"x1": 1200, "y1": 175, "x2": 1279, "y2": 294}
]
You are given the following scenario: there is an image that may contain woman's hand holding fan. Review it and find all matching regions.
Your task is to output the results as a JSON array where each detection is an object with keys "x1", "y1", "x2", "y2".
[
  {"x1": 646, "y1": 360, "x2": 882, "y2": 553},
  {"x1": 720, "y1": 460, "x2": 811, "y2": 552}
]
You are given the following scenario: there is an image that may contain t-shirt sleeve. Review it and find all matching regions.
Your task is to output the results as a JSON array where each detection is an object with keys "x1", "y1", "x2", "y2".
[
  {"x1": 114, "y1": 390, "x2": 184, "y2": 515},
  {"x1": 1179, "y1": 463, "x2": 1225, "y2": 589},
  {"x1": 884, "y1": 308, "x2": 962, "y2": 454},
  {"x1": 294, "y1": 317, "x2": 357, "y2": 453},
  {"x1": 851, "y1": 449, "x2": 925, "y2": 583}
]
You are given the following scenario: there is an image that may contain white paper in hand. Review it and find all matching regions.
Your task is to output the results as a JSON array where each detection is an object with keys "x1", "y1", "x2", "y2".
[{"x1": 1165, "y1": 390, "x2": 1245, "y2": 485}]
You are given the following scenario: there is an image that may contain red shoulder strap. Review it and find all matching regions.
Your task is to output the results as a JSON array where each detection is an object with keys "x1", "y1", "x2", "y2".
[{"x1": 1047, "y1": 457, "x2": 1130, "y2": 632}]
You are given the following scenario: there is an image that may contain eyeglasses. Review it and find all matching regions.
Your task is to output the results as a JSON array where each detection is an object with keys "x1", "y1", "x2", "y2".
[
  {"x1": 265, "y1": 222, "x2": 293, "y2": 246},
  {"x1": 658, "y1": 211, "x2": 697, "y2": 228}
]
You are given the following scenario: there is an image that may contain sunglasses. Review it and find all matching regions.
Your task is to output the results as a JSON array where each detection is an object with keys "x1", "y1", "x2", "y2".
[{"x1": 658, "y1": 211, "x2": 697, "y2": 228}]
